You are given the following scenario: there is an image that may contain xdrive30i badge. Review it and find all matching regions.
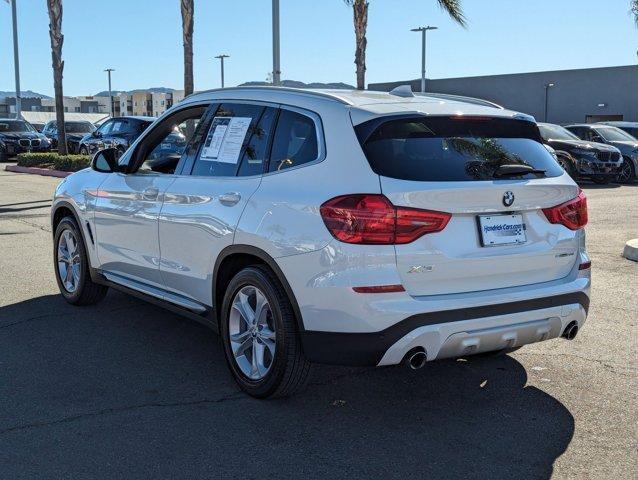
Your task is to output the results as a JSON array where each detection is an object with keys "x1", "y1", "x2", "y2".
[{"x1": 503, "y1": 191, "x2": 515, "y2": 207}]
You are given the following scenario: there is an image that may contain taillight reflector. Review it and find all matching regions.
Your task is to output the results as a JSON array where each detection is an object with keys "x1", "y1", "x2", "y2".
[
  {"x1": 352, "y1": 284, "x2": 405, "y2": 294},
  {"x1": 542, "y1": 189, "x2": 588, "y2": 231},
  {"x1": 579, "y1": 261, "x2": 591, "y2": 270},
  {"x1": 320, "y1": 194, "x2": 451, "y2": 245}
]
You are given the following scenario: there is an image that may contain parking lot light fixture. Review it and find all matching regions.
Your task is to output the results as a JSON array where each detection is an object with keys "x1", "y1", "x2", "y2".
[
  {"x1": 544, "y1": 82, "x2": 555, "y2": 122},
  {"x1": 104, "y1": 68, "x2": 115, "y2": 117},
  {"x1": 411, "y1": 26, "x2": 438, "y2": 93},
  {"x1": 214, "y1": 54, "x2": 230, "y2": 88}
]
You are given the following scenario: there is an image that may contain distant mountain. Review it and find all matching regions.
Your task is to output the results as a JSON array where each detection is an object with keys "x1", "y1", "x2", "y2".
[
  {"x1": 93, "y1": 87, "x2": 176, "y2": 97},
  {"x1": 239, "y1": 80, "x2": 355, "y2": 90},
  {"x1": 0, "y1": 90, "x2": 52, "y2": 99}
]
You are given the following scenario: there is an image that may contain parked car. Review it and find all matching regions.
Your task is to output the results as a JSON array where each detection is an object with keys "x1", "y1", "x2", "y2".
[
  {"x1": 596, "y1": 121, "x2": 638, "y2": 139},
  {"x1": 52, "y1": 87, "x2": 591, "y2": 398},
  {"x1": 42, "y1": 120, "x2": 96, "y2": 154},
  {"x1": 565, "y1": 124, "x2": 638, "y2": 183},
  {"x1": 0, "y1": 118, "x2": 51, "y2": 160},
  {"x1": 537, "y1": 122, "x2": 622, "y2": 184},
  {"x1": 78, "y1": 116, "x2": 153, "y2": 158}
]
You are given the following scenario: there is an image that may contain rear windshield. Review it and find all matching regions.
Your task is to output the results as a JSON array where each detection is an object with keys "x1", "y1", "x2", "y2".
[{"x1": 355, "y1": 116, "x2": 564, "y2": 181}]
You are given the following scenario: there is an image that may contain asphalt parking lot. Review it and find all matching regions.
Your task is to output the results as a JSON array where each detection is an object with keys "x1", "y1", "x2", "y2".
[{"x1": 0, "y1": 167, "x2": 636, "y2": 479}]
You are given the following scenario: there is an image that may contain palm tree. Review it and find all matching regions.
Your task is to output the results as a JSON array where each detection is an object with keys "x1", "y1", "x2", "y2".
[
  {"x1": 47, "y1": 0, "x2": 67, "y2": 155},
  {"x1": 344, "y1": 0, "x2": 466, "y2": 90},
  {"x1": 181, "y1": 0, "x2": 194, "y2": 97},
  {"x1": 632, "y1": 0, "x2": 638, "y2": 26}
]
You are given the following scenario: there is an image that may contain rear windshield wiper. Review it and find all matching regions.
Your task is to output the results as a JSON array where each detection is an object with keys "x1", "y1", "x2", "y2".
[{"x1": 493, "y1": 164, "x2": 546, "y2": 178}]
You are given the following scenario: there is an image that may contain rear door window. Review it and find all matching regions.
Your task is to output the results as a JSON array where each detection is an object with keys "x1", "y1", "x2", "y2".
[
  {"x1": 191, "y1": 103, "x2": 275, "y2": 177},
  {"x1": 355, "y1": 116, "x2": 564, "y2": 181}
]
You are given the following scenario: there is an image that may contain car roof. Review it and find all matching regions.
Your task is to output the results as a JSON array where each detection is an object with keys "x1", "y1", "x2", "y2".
[
  {"x1": 184, "y1": 86, "x2": 529, "y2": 123},
  {"x1": 110, "y1": 116, "x2": 155, "y2": 122},
  {"x1": 598, "y1": 121, "x2": 638, "y2": 127}
]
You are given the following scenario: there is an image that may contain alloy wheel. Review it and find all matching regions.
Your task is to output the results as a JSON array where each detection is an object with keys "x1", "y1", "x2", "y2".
[
  {"x1": 57, "y1": 230, "x2": 81, "y2": 293},
  {"x1": 228, "y1": 285, "x2": 276, "y2": 380},
  {"x1": 617, "y1": 158, "x2": 633, "y2": 184}
]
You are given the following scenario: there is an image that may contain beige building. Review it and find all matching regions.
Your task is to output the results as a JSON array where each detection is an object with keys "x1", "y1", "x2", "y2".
[{"x1": 132, "y1": 92, "x2": 152, "y2": 116}]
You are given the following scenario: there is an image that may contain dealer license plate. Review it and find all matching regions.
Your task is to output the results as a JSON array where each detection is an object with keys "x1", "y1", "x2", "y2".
[{"x1": 477, "y1": 214, "x2": 526, "y2": 247}]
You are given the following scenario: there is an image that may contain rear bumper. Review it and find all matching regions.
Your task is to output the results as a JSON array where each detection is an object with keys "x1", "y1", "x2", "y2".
[{"x1": 299, "y1": 291, "x2": 589, "y2": 366}]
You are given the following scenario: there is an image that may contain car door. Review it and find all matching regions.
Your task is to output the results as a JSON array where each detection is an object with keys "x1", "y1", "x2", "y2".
[
  {"x1": 157, "y1": 102, "x2": 277, "y2": 306},
  {"x1": 93, "y1": 106, "x2": 209, "y2": 289}
]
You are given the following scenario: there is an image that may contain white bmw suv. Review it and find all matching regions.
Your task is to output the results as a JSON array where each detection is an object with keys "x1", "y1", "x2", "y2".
[{"x1": 51, "y1": 87, "x2": 591, "y2": 398}]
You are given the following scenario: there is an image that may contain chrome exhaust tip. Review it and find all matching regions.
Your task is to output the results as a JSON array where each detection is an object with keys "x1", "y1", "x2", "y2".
[
  {"x1": 562, "y1": 322, "x2": 579, "y2": 341},
  {"x1": 403, "y1": 348, "x2": 427, "y2": 370}
]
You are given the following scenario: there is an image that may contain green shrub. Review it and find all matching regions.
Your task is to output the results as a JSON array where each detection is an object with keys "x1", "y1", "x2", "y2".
[{"x1": 17, "y1": 153, "x2": 91, "y2": 172}]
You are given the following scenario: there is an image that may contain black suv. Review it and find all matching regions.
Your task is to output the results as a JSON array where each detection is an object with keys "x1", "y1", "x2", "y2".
[
  {"x1": 537, "y1": 122, "x2": 622, "y2": 184},
  {"x1": 78, "y1": 116, "x2": 154, "y2": 157},
  {"x1": 42, "y1": 120, "x2": 96, "y2": 154},
  {"x1": 0, "y1": 118, "x2": 51, "y2": 160}
]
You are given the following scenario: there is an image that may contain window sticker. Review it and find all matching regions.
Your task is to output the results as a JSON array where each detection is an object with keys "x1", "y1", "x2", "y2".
[{"x1": 200, "y1": 117, "x2": 251, "y2": 164}]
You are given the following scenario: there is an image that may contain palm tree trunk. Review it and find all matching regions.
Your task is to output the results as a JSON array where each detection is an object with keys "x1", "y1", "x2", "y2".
[
  {"x1": 47, "y1": 0, "x2": 67, "y2": 155},
  {"x1": 181, "y1": 0, "x2": 194, "y2": 97},
  {"x1": 351, "y1": 0, "x2": 368, "y2": 90}
]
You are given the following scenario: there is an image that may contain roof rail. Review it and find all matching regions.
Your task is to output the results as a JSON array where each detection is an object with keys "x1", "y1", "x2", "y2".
[
  {"x1": 416, "y1": 92, "x2": 504, "y2": 109},
  {"x1": 184, "y1": 86, "x2": 352, "y2": 105}
]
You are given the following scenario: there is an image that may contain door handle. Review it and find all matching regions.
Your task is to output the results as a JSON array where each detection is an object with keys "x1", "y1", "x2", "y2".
[
  {"x1": 142, "y1": 187, "x2": 159, "y2": 201},
  {"x1": 219, "y1": 192, "x2": 241, "y2": 206}
]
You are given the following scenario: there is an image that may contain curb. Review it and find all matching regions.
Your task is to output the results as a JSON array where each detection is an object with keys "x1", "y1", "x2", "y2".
[
  {"x1": 623, "y1": 239, "x2": 638, "y2": 262},
  {"x1": 4, "y1": 165, "x2": 72, "y2": 178}
]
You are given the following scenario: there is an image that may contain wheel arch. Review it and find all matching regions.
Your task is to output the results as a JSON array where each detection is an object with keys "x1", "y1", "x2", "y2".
[
  {"x1": 51, "y1": 200, "x2": 96, "y2": 269},
  {"x1": 213, "y1": 245, "x2": 305, "y2": 333}
]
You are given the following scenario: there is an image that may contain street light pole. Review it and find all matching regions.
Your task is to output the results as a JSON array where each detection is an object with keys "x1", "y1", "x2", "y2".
[
  {"x1": 104, "y1": 68, "x2": 115, "y2": 117},
  {"x1": 214, "y1": 55, "x2": 230, "y2": 88},
  {"x1": 544, "y1": 82, "x2": 555, "y2": 122},
  {"x1": 411, "y1": 26, "x2": 437, "y2": 93},
  {"x1": 10, "y1": 0, "x2": 22, "y2": 119},
  {"x1": 272, "y1": 0, "x2": 281, "y2": 86}
]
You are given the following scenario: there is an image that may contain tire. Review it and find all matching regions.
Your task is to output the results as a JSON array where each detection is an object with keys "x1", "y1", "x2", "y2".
[
  {"x1": 616, "y1": 157, "x2": 636, "y2": 184},
  {"x1": 556, "y1": 153, "x2": 577, "y2": 180},
  {"x1": 79, "y1": 146, "x2": 89, "y2": 156},
  {"x1": 220, "y1": 265, "x2": 310, "y2": 398},
  {"x1": 54, "y1": 216, "x2": 108, "y2": 305}
]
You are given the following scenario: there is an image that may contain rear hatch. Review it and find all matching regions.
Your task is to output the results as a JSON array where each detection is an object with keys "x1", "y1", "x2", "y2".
[{"x1": 355, "y1": 115, "x2": 581, "y2": 296}]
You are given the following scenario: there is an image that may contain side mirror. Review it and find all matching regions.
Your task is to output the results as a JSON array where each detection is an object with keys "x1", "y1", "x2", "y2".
[
  {"x1": 93, "y1": 130, "x2": 101, "y2": 138},
  {"x1": 91, "y1": 148, "x2": 119, "y2": 173}
]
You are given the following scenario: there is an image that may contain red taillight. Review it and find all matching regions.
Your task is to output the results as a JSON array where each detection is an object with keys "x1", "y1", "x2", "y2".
[
  {"x1": 542, "y1": 189, "x2": 588, "y2": 231},
  {"x1": 320, "y1": 194, "x2": 451, "y2": 245}
]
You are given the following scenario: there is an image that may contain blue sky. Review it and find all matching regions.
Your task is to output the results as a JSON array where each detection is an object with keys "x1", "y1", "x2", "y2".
[{"x1": 1, "y1": 0, "x2": 636, "y2": 97}]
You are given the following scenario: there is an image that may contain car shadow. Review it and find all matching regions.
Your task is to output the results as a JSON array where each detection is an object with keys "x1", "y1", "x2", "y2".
[{"x1": 0, "y1": 291, "x2": 574, "y2": 479}]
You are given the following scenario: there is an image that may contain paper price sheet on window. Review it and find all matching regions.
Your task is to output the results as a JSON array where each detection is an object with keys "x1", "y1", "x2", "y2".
[{"x1": 200, "y1": 117, "x2": 252, "y2": 164}]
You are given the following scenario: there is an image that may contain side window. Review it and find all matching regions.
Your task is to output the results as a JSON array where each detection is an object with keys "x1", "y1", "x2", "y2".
[
  {"x1": 268, "y1": 109, "x2": 319, "y2": 172},
  {"x1": 97, "y1": 121, "x2": 113, "y2": 135},
  {"x1": 136, "y1": 106, "x2": 207, "y2": 175},
  {"x1": 191, "y1": 103, "x2": 272, "y2": 177},
  {"x1": 110, "y1": 120, "x2": 127, "y2": 134}
]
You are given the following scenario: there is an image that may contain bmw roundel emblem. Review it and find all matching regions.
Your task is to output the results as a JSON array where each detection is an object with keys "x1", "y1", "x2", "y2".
[{"x1": 503, "y1": 191, "x2": 515, "y2": 207}]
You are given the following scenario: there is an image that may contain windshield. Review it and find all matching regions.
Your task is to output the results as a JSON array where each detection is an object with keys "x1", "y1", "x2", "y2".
[
  {"x1": 356, "y1": 116, "x2": 564, "y2": 182},
  {"x1": 0, "y1": 120, "x2": 36, "y2": 133},
  {"x1": 538, "y1": 124, "x2": 580, "y2": 141},
  {"x1": 65, "y1": 122, "x2": 95, "y2": 134},
  {"x1": 596, "y1": 126, "x2": 637, "y2": 142}
]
